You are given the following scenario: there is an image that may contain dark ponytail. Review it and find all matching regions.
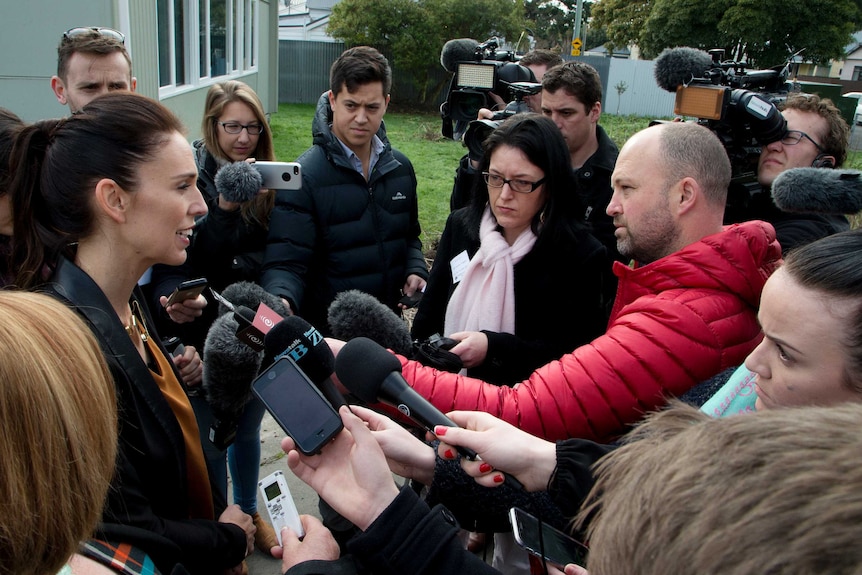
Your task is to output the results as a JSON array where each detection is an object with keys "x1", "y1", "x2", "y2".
[{"x1": 7, "y1": 93, "x2": 186, "y2": 289}]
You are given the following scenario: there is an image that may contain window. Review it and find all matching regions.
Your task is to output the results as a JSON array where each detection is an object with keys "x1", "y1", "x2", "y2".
[
  {"x1": 158, "y1": 0, "x2": 258, "y2": 92},
  {"x1": 853, "y1": 66, "x2": 862, "y2": 82}
]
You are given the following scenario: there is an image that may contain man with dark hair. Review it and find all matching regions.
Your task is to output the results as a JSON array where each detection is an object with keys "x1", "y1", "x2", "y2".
[
  {"x1": 50, "y1": 27, "x2": 136, "y2": 113},
  {"x1": 541, "y1": 61, "x2": 620, "y2": 264},
  {"x1": 728, "y1": 92, "x2": 851, "y2": 254},
  {"x1": 262, "y1": 46, "x2": 428, "y2": 331}
]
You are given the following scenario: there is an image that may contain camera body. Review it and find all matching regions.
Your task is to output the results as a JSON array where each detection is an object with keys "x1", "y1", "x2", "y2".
[
  {"x1": 441, "y1": 37, "x2": 540, "y2": 141},
  {"x1": 656, "y1": 48, "x2": 793, "y2": 217}
]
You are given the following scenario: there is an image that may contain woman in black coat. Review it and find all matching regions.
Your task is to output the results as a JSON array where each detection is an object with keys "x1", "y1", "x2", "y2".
[
  {"x1": 412, "y1": 114, "x2": 611, "y2": 386},
  {"x1": 8, "y1": 93, "x2": 253, "y2": 575}
]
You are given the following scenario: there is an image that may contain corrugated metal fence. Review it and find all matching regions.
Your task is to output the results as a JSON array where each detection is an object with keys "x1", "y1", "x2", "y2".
[{"x1": 278, "y1": 40, "x2": 677, "y2": 118}]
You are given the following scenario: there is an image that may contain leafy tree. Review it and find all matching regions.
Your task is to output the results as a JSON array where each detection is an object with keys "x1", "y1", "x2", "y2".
[
  {"x1": 590, "y1": 0, "x2": 861, "y2": 67},
  {"x1": 328, "y1": 0, "x2": 523, "y2": 104}
]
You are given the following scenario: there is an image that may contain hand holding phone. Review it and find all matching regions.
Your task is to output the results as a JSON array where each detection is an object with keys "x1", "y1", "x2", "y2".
[
  {"x1": 252, "y1": 357, "x2": 343, "y2": 455},
  {"x1": 165, "y1": 278, "x2": 208, "y2": 307},
  {"x1": 510, "y1": 507, "x2": 588, "y2": 568}
]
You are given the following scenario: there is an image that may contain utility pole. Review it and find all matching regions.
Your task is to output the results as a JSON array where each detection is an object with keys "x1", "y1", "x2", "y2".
[{"x1": 570, "y1": 0, "x2": 584, "y2": 57}]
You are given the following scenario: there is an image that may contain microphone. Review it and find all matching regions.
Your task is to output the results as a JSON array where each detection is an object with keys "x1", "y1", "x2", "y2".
[
  {"x1": 221, "y1": 281, "x2": 290, "y2": 316},
  {"x1": 440, "y1": 38, "x2": 480, "y2": 73},
  {"x1": 221, "y1": 282, "x2": 289, "y2": 351},
  {"x1": 771, "y1": 168, "x2": 862, "y2": 214},
  {"x1": 202, "y1": 312, "x2": 264, "y2": 448},
  {"x1": 264, "y1": 316, "x2": 346, "y2": 408},
  {"x1": 654, "y1": 47, "x2": 713, "y2": 92},
  {"x1": 214, "y1": 160, "x2": 263, "y2": 204},
  {"x1": 335, "y1": 337, "x2": 477, "y2": 458},
  {"x1": 327, "y1": 289, "x2": 414, "y2": 357}
]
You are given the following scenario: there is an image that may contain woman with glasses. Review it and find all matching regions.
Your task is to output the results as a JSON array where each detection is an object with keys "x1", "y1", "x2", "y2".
[
  {"x1": 413, "y1": 113, "x2": 610, "y2": 389},
  {"x1": 150, "y1": 80, "x2": 282, "y2": 557}
]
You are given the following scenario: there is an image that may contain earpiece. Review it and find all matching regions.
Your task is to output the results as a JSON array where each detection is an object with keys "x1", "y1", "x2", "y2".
[{"x1": 812, "y1": 154, "x2": 835, "y2": 169}]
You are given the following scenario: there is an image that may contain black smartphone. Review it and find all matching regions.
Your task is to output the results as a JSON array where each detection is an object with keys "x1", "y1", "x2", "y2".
[
  {"x1": 398, "y1": 291, "x2": 423, "y2": 308},
  {"x1": 165, "y1": 278, "x2": 208, "y2": 306},
  {"x1": 252, "y1": 357, "x2": 343, "y2": 455},
  {"x1": 510, "y1": 507, "x2": 589, "y2": 568}
]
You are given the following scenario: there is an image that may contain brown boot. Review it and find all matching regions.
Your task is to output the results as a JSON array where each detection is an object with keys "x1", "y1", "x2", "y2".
[{"x1": 252, "y1": 512, "x2": 279, "y2": 554}]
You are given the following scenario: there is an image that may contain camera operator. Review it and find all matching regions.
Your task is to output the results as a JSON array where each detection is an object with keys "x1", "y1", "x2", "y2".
[
  {"x1": 449, "y1": 50, "x2": 562, "y2": 211},
  {"x1": 739, "y1": 93, "x2": 851, "y2": 254}
]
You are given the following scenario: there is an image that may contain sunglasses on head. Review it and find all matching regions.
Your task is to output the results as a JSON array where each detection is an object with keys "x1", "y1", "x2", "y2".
[{"x1": 63, "y1": 27, "x2": 125, "y2": 44}]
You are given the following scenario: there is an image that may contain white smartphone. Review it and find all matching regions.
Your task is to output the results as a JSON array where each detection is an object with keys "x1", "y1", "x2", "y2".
[
  {"x1": 252, "y1": 161, "x2": 302, "y2": 190},
  {"x1": 509, "y1": 507, "x2": 589, "y2": 568},
  {"x1": 258, "y1": 470, "x2": 304, "y2": 545}
]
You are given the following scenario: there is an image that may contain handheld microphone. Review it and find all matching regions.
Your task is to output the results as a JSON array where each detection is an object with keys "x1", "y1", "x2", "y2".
[
  {"x1": 263, "y1": 316, "x2": 346, "y2": 409},
  {"x1": 327, "y1": 290, "x2": 414, "y2": 357},
  {"x1": 214, "y1": 160, "x2": 263, "y2": 204},
  {"x1": 221, "y1": 282, "x2": 288, "y2": 351},
  {"x1": 654, "y1": 46, "x2": 713, "y2": 92},
  {"x1": 440, "y1": 38, "x2": 480, "y2": 73},
  {"x1": 335, "y1": 337, "x2": 478, "y2": 458},
  {"x1": 771, "y1": 168, "x2": 862, "y2": 214}
]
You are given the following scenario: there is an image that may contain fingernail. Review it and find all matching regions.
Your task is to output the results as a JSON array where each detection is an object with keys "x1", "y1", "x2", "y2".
[
  {"x1": 493, "y1": 474, "x2": 504, "y2": 484},
  {"x1": 435, "y1": 426, "x2": 448, "y2": 436},
  {"x1": 444, "y1": 449, "x2": 455, "y2": 459},
  {"x1": 479, "y1": 462, "x2": 492, "y2": 473}
]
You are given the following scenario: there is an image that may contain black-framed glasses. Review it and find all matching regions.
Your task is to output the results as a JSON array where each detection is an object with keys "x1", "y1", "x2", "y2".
[
  {"x1": 482, "y1": 172, "x2": 546, "y2": 194},
  {"x1": 63, "y1": 27, "x2": 125, "y2": 44},
  {"x1": 218, "y1": 121, "x2": 265, "y2": 135},
  {"x1": 781, "y1": 130, "x2": 826, "y2": 153}
]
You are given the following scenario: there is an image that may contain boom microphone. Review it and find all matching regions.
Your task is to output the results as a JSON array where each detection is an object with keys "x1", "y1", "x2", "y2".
[
  {"x1": 771, "y1": 168, "x2": 862, "y2": 214},
  {"x1": 203, "y1": 313, "x2": 263, "y2": 415},
  {"x1": 327, "y1": 290, "x2": 414, "y2": 357},
  {"x1": 264, "y1": 316, "x2": 346, "y2": 408},
  {"x1": 440, "y1": 38, "x2": 480, "y2": 73},
  {"x1": 214, "y1": 160, "x2": 263, "y2": 204},
  {"x1": 654, "y1": 47, "x2": 713, "y2": 92}
]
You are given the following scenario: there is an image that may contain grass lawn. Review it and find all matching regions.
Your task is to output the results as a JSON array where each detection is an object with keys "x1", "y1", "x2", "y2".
[{"x1": 269, "y1": 103, "x2": 862, "y2": 242}]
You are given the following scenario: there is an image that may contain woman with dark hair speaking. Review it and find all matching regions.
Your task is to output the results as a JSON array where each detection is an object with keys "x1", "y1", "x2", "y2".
[
  {"x1": 412, "y1": 113, "x2": 610, "y2": 386},
  {"x1": 8, "y1": 92, "x2": 254, "y2": 575}
]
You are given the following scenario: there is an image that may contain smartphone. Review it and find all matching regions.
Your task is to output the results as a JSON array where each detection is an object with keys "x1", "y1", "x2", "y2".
[
  {"x1": 253, "y1": 161, "x2": 302, "y2": 190},
  {"x1": 510, "y1": 507, "x2": 589, "y2": 568},
  {"x1": 252, "y1": 356, "x2": 343, "y2": 455},
  {"x1": 258, "y1": 470, "x2": 304, "y2": 545},
  {"x1": 165, "y1": 278, "x2": 208, "y2": 306}
]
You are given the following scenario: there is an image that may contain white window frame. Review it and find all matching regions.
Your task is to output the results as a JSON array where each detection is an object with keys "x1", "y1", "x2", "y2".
[{"x1": 159, "y1": 0, "x2": 259, "y2": 98}]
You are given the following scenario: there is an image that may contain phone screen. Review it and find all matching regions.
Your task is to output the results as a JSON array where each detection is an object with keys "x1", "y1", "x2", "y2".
[
  {"x1": 252, "y1": 357, "x2": 343, "y2": 455},
  {"x1": 510, "y1": 507, "x2": 588, "y2": 567}
]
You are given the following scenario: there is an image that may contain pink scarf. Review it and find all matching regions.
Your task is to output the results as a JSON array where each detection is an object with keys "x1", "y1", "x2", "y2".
[{"x1": 444, "y1": 206, "x2": 537, "y2": 336}]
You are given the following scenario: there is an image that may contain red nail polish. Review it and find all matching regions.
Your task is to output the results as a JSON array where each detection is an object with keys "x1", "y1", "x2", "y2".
[
  {"x1": 444, "y1": 449, "x2": 455, "y2": 459},
  {"x1": 493, "y1": 474, "x2": 504, "y2": 484},
  {"x1": 435, "y1": 426, "x2": 448, "y2": 436},
  {"x1": 479, "y1": 462, "x2": 492, "y2": 473}
]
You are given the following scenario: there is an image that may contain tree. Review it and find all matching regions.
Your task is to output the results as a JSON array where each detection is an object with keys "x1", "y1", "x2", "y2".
[
  {"x1": 327, "y1": 0, "x2": 524, "y2": 104},
  {"x1": 590, "y1": 0, "x2": 861, "y2": 67}
]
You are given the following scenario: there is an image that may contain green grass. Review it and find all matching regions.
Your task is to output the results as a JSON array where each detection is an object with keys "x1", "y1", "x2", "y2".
[{"x1": 269, "y1": 103, "x2": 862, "y2": 241}]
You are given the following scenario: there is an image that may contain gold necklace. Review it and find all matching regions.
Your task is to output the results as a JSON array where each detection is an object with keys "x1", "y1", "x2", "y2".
[{"x1": 124, "y1": 300, "x2": 150, "y2": 343}]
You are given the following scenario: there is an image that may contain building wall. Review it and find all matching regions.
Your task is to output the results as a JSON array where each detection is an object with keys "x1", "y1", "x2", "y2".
[
  {"x1": 0, "y1": 0, "x2": 278, "y2": 142},
  {"x1": 0, "y1": 0, "x2": 117, "y2": 121}
]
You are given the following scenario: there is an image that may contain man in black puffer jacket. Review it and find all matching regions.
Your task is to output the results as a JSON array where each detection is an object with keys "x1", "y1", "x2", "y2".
[{"x1": 262, "y1": 46, "x2": 428, "y2": 331}]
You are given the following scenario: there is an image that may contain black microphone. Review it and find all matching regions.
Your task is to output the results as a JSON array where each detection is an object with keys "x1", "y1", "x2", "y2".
[
  {"x1": 214, "y1": 160, "x2": 263, "y2": 204},
  {"x1": 772, "y1": 168, "x2": 862, "y2": 214},
  {"x1": 440, "y1": 38, "x2": 480, "y2": 73},
  {"x1": 263, "y1": 316, "x2": 346, "y2": 409},
  {"x1": 654, "y1": 46, "x2": 713, "y2": 92},
  {"x1": 220, "y1": 282, "x2": 288, "y2": 351},
  {"x1": 327, "y1": 289, "x2": 414, "y2": 357},
  {"x1": 335, "y1": 336, "x2": 478, "y2": 459},
  {"x1": 202, "y1": 312, "x2": 264, "y2": 449}
]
